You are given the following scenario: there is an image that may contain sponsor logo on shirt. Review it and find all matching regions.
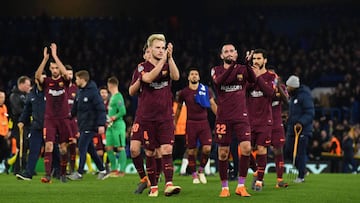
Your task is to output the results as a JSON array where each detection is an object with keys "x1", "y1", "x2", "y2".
[
  {"x1": 250, "y1": 90, "x2": 264, "y2": 97},
  {"x1": 48, "y1": 89, "x2": 65, "y2": 97},
  {"x1": 220, "y1": 85, "x2": 242, "y2": 92},
  {"x1": 150, "y1": 81, "x2": 169, "y2": 89}
]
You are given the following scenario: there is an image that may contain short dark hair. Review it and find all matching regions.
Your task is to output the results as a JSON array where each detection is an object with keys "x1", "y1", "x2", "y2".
[
  {"x1": 49, "y1": 58, "x2": 56, "y2": 64},
  {"x1": 253, "y1": 48, "x2": 268, "y2": 59},
  {"x1": 65, "y1": 64, "x2": 73, "y2": 70},
  {"x1": 99, "y1": 85, "x2": 108, "y2": 91},
  {"x1": 187, "y1": 67, "x2": 200, "y2": 76},
  {"x1": 75, "y1": 70, "x2": 90, "y2": 82},
  {"x1": 107, "y1": 76, "x2": 119, "y2": 86}
]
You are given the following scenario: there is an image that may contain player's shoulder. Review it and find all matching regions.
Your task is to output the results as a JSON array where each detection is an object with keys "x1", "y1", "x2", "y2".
[
  {"x1": 267, "y1": 70, "x2": 277, "y2": 77},
  {"x1": 136, "y1": 61, "x2": 148, "y2": 72},
  {"x1": 211, "y1": 65, "x2": 222, "y2": 76}
]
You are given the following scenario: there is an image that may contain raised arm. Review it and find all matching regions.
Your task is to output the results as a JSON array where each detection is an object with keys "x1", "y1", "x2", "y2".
[
  {"x1": 35, "y1": 47, "x2": 50, "y2": 84},
  {"x1": 129, "y1": 69, "x2": 141, "y2": 96},
  {"x1": 141, "y1": 57, "x2": 166, "y2": 83},
  {"x1": 212, "y1": 64, "x2": 235, "y2": 85},
  {"x1": 256, "y1": 75, "x2": 276, "y2": 97},
  {"x1": 166, "y1": 43, "x2": 180, "y2": 81},
  {"x1": 277, "y1": 83, "x2": 289, "y2": 105},
  {"x1": 50, "y1": 43, "x2": 70, "y2": 80}
]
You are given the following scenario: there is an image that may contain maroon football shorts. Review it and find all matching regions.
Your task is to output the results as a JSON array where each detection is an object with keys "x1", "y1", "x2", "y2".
[
  {"x1": 214, "y1": 120, "x2": 251, "y2": 146},
  {"x1": 251, "y1": 125, "x2": 272, "y2": 147},
  {"x1": 186, "y1": 120, "x2": 212, "y2": 149},
  {"x1": 141, "y1": 119, "x2": 174, "y2": 151},
  {"x1": 43, "y1": 118, "x2": 72, "y2": 143},
  {"x1": 271, "y1": 126, "x2": 286, "y2": 148}
]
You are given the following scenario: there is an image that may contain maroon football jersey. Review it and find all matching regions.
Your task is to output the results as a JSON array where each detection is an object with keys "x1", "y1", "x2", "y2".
[
  {"x1": 43, "y1": 77, "x2": 70, "y2": 119},
  {"x1": 67, "y1": 83, "x2": 78, "y2": 111},
  {"x1": 247, "y1": 70, "x2": 276, "y2": 126},
  {"x1": 272, "y1": 84, "x2": 288, "y2": 127},
  {"x1": 130, "y1": 64, "x2": 144, "y2": 121},
  {"x1": 178, "y1": 86, "x2": 213, "y2": 121},
  {"x1": 138, "y1": 61, "x2": 173, "y2": 121},
  {"x1": 211, "y1": 64, "x2": 252, "y2": 121}
]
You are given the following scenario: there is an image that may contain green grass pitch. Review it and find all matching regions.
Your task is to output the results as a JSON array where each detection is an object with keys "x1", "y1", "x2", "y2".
[{"x1": 0, "y1": 172, "x2": 359, "y2": 203}]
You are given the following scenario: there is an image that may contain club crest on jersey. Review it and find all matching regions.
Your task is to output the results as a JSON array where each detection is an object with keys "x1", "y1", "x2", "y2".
[
  {"x1": 72, "y1": 93, "x2": 76, "y2": 98},
  {"x1": 162, "y1": 70, "x2": 168, "y2": 76},
  {"x1": 237, "y1": 74, "x2": 243, "y2": 81},
  {"x1": 59, "y1": 82, "x2": 64, "y2": 87},
  {"x1": 83, "y1": 97, "x2": 88, "y2": 102}
]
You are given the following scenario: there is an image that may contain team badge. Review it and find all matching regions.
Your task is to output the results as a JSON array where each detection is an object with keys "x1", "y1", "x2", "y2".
[
  {"x1": 59, "y1": 82, "x2": 64, "y2": 87},
  {"x1": 162, "y1": 70, "x2": 168, "y2": 76},
  {"x1": 138, "y1": 65, "x2": 144, "y2": 73},
  {"x1": 237, "y1": 74, "x2": 243, "y2": 81},
  {"x1": 83, "y1": 97, "x2": 88, "y2": 102},
  {"x1": 72, "y1": 93, "x2": 76, "y2": 98}
]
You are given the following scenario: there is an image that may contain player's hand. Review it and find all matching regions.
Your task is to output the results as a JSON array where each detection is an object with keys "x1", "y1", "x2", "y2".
[
  {"x1": 245, "y1": 50, "x2": 254, "y2": 63},
  {"x1": 167, "y1": 43, "x2": 173, "y2": 59},
  {"x1": 43, "y1": 47, "x2": 50, "y2": 60},
  {"x1": 98, "y1": 126, "x2": 105, "y2": 134},
  {"x1": 252, "y1": 65, "x2": 261, "y2": 77},
  {"x1": 50, "y1": 43, "x2": 58, "y2": 57}
]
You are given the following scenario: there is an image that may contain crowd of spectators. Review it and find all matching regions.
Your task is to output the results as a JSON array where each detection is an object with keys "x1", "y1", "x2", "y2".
[{"x1": 1, "y1": 5, "x2": 359, "y2": 171}]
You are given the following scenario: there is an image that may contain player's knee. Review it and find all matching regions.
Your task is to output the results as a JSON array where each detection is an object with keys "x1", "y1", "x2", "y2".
[
  {"x1": 161, "y1": 144, "x2": 173, "y2": 155},
  {"x1": 130, "y1": 146, "x2": 140, "y2": 157},
  {"x1": 45, "y1": 142, "x2": 53, "y2": 152},
  {"x1": 218, "y1": 152, "x2": 228, "y2": 160},
  {"x1": 202, "y1": 146, "x2": 211, "y2": 155}
]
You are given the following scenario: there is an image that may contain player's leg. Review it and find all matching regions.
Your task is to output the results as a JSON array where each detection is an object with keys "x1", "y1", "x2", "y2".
[
  {"x1": 234, "y1": 122, "x2": 251, "y2": 197},
  {"x1": 41, "y1": 122, "x2": 56, "y2": 183},
  {"x1": 272, "y1": 127, "x2": 288, "y2": 188},
  {"x1": 105, "y1": 127, "x2": 118, "y2": 176},
  {"x1": 197, "y1": 121, "x2": 212, "y2": 184},
  {"x1": 117, "y1": 120, "x2": 127, "y2": 176},
  {"x1": 158, "y1": 120, "x2": 181, "y2": 196}
]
